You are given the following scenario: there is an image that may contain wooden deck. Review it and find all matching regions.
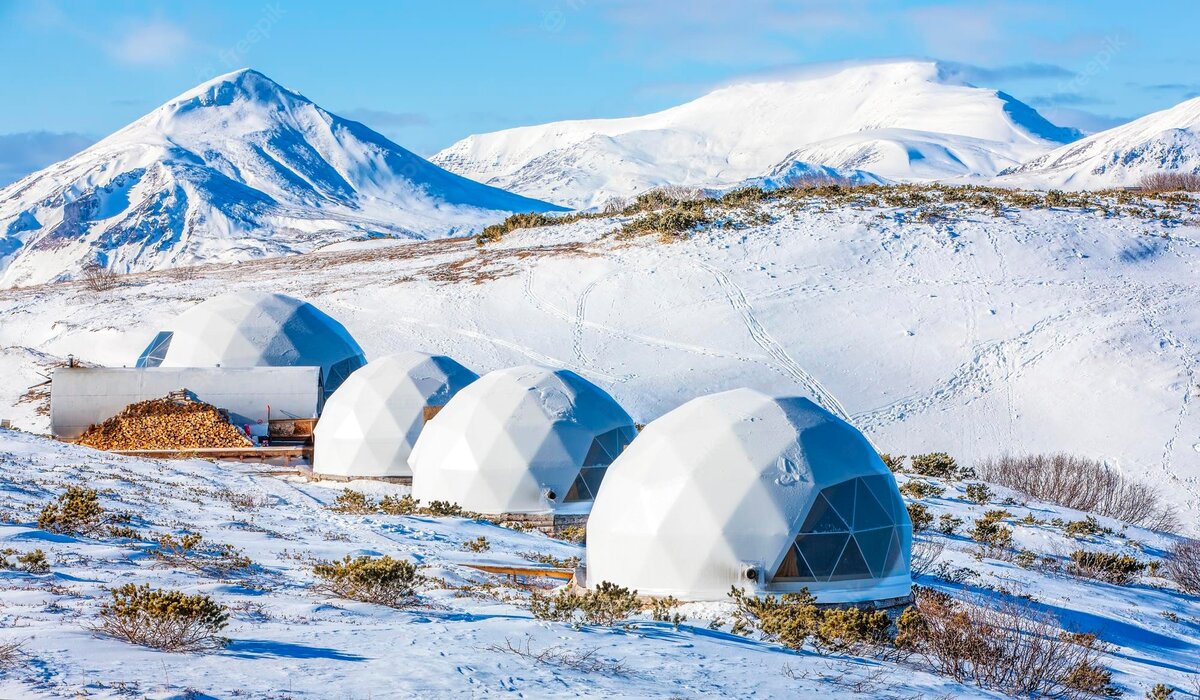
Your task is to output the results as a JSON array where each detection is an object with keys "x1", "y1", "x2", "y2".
[{"x1": 109, "y1": 446, "x2": 311, "y2": 465}]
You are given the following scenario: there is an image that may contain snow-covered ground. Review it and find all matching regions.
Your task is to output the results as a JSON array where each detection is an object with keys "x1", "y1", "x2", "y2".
[
  {"x1": 0, "y1": 424, "x2": 1196, "y2": 698},
  {"x1": 2, "y1": 196, "x2": 1198, "y2": 520}
]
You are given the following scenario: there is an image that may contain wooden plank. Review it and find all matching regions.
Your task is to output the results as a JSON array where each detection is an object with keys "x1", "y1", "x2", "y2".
[{"x1": 462, "y1": 563, "x2": 574, "y2": 581}]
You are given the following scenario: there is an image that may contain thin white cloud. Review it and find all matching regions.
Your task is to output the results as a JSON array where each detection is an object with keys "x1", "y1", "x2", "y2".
[{"x1": 108, "y1": 19, "x2": 195, "y2": 66}]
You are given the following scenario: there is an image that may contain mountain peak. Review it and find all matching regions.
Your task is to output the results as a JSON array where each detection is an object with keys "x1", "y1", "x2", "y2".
[{"x1": 163, "y1": 68, "x2": 302, "y2": 117}]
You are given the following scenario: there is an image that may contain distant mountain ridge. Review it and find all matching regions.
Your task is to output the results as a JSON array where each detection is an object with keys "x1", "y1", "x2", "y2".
[
  {"x1": 432, "y1": 60, "x2": 1081, "y2": 208},
  {"x1": 0, "y1": 69, "x2": 561, "y2": 287},
  {"x1": 1000, "y1": 96, "x2": 1200, "y2": 188}
]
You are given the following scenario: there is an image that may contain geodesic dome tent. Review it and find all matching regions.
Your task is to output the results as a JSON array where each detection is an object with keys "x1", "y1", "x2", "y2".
[
  {"x1": 409, "y1": 365, "x2": 637, "y2": 515},
  {"x1": 312, "y1": 352, "x2": 478, "y2": 479},
  {"x1": 585, "y1": 388, "x2": 912, "y2": 604},
  {"x1": 136, "y1": 291, "x2": 367, "y2": 401}
]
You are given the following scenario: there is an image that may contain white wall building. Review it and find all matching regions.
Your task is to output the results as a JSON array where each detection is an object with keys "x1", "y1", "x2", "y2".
[
  {"x1": 585, "y1": 388, "x2": 912, "y2": 604},
  {"x1": 313, "y1": 352, "x2": 478, "y2": 479},
  {"x1": 136, "y1": 291, "x2": 366, "y2": 401},
  {"x1": 409, "y1": 365, "x2": 637, "y2": 515}
]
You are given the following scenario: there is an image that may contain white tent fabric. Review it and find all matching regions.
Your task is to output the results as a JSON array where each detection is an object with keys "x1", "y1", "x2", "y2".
[
  {"x1": 312, "y1": 352, "x2": 478, "y2": 478},
  {"x1": 136, "y1": 291, "x2": 367, "y2": 400},
  {"x1": 586, "y1": 388, "x2": 912, "y2": 603},
  {"x1": 409, "y1": 365, "x2": 637, "y2": 515}
]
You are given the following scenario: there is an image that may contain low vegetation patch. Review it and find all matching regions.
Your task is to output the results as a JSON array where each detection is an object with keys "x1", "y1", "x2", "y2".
[
  {"x1": 964, "y1": 483, "x2": 993, "y2": 505},
  {"x1": 897, "y1": 588, "x2": 1116, "y2": 698},
  {"x1": 93, "y1": 584, "x2": 229, "y2": 652},
  {"x1": 910, "y1": 452, "x2": 970, "y2": 480},
  {"x1": 1140, "y1": 172, "x2": 1200, "y2": 193},
  {"x1": 37, "y1": 486, "x2": 106, "y2": 536},
  {"x1": 1163, "y1": 538, "x2": 1200, "y2": 594},
  {"x1": 462, "y1": 536, "x2": 490, "y2": 552},
  {"x1": 0, "y1": 548, "x2": 50, "y2": 574},
  {"x1": 312, "y1": 555, "x2": 424, "y2": 608},
  {"x1": 1067, "y1": 551, "x2": 1145, "y2": 585},
  {"x1": 970, "y1": 510, "x2": 1014, "y2": 554},
  {"x1": 729, "y1": 587, "x2": 894, "y2": 655},
  {"x1": 906, "y1": 503, "x2": 933, "y2": 532},
  {"x1": 485, "y1": 636, "x2": 629, "y2": 675},
  {"x1": 976, "y1": 454, "x2": 1177, "y2": 531},
  {"x1": 530, "y1": 581, "x2": 641, "y2": 627},
  {"x1": 899, "y1": 479, "x2": 945, "y2": 500},
  {"x1": 153, "y1": 532, "x2": 252, "y2": 576}
]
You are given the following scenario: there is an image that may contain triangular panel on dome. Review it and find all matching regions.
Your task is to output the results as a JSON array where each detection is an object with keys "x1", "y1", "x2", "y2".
[
  {"x1": 822, "y1": 479, "x2": 857, "y2": 527},
  {"x1": 852, "y1": 478, "x2": 893, "y2": 530},
  {"x1": 855, "y1": 526, "x2": 895, "y2": 578},
  {"x1": 796, "y1": 532, "x2": 849, "y2": 580},
  {"x1": 799, "y1": 493, "x2": 849, "y2": 533},
  {"x1": 773, "y1": 543, "x2": 816, "y2": 581},
  {"x1": 830, "y1": 537, "x2": 871, "y2": 581},
  {"x1": 136, "y1": 331, "x2": 173, "y2": 368},
  {"x1": 863, "y1": 474, "x2": 905, "y2": 520}
]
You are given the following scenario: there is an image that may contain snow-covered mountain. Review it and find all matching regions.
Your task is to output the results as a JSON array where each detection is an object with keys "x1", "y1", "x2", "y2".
[
  {"x1": 0, "y1": 69, "x2": 561, "y2": 287},
  {"x1": 1001, "y1": 96, "x2": 1200, "y2": 189},
  {"x1": 432, "y1": 60, "x2": 1080, "y2": 208}
]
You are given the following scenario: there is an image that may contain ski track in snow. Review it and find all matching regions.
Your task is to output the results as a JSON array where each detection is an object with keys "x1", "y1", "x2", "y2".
[{"x1": 693, "y1": 259, "x2": 852, "y2": 421}]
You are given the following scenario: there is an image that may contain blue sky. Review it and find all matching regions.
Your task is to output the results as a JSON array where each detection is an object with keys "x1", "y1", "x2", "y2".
[{"x1": 0, "y1": 0, "x2": 1197, "y2": 184}]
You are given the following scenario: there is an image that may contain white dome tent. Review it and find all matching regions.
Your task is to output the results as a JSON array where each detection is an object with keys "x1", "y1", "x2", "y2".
[
  {"x1": 136, "y1": 292, "x2": 367, "y2": 400},
  {"x1": 585, "y1": 388, "x2": 912, "y2": 604},
  {"x1": 312, "y1": 352, "x2": 478, "y2": 479},
  {"x1": 409, "y1": 365, "x2": 637, "y2": 515}
]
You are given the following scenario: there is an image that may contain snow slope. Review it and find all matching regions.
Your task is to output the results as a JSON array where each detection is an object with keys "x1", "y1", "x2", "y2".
[
  {"x1": 432, "y1": 60, "x2": 1079, "y2": 208},
  {"x1": 1, "y1": 196, "x2": 1198, "y2": 522},
  {"x1": 0, "y1": 424, "x2": 1196, "y2": 697},
  {"x1": 0, "y1": 69, "x2": 562, "y2": 287},
  {"x1": 1002, "y1": 96, "x2": 1200, "y2": 189}
]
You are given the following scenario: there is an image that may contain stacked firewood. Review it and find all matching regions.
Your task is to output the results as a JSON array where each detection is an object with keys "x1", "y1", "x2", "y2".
[{"x1": 77, "y1": 394, "x2": 252, "y2": 451}]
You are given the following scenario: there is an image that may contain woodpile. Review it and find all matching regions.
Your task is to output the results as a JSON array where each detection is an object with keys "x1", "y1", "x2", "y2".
[{"x1": 77, "y1": 393, "x2": 252, "y2": 451}]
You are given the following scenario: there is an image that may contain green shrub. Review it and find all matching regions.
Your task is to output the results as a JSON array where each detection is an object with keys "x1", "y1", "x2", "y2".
[
  {"x1": 729, "y1": 587, "x2": 893, "y2": 654},
  {"x1": 900, "y1": 479, "x2": 945, "y2": 499},
  {"x1": 328, "y1": 489, "x2": 375, "y2": 514},
  {"x1": 1145, "y1": 683, "x2": 1176, "y2": 699},
  {"x1": 619, "y1": 206, "x2": 711, "y2": 242},
  {"x1": 378, "y1": 494, "x2": 419, "y2": 515},
  {"x1": 154, "y1": 532, "x2": 251, "y2": 575},
  {"x1": 1068, "y1": 551, "x2": 1145, "y2": 585},
  {"x1": 910, "y1": 453, "x2": 962, "y2": 479},
  {"x1": 463, "y1": 536, "x2": 490, "y2": 552},
  {"x1": 964, "y1": 483, "x2": 993, "y2": 505},
  {"x1": 313, "y1": 555, "x2": 423, "y2": 607},
  {"x1": 557, "y1": 525, "x2": 586, "y2": 544},
  {"x1": 1064, "y1": 516, "x2": 1110, "y2": 538},
  {"x1": 0, "y1": 548, "x2": 50, "y2": 574},
  {"x1": 879, "y1": 453, "x2": 907, "y2": 472},
  {"x1": 648, "y1": 595, "x2": 686, "y2": 627},
  {"x1": 95, "y1": 584, "x2": 228, "y2": 651},
  {"x1": 907, "y1": 503, "x2": 933, "y2": 533},
  {"x1": 530, "y1": 581, "x2": 641, "y2": 627},
  {"x1": 476, "y1": 212, "x2": 556, "y2": 245},
  {"x1": 970, "y1": 511, "x2": 1013, "y2": 552},
  {"x1": 937, "y1": 514, "x2": 963, "y2": 535},
  {"x1": 424, "y1": 500, "x2": 465, "y2": 517},
  {"x1": 37, "y1": 486, "x2": 105, "y2": 536}
]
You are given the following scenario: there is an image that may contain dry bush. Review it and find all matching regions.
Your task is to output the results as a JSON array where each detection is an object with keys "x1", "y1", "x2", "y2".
[
  {"x1": 80, "y1": 262, "x2": 125, "y2": 292},
  {"x1": 1163, "y1": 538, "x2": 1200, "y2": 594},
  {"x1": 976, "y1": 454, "x2": 1177, "y2": 531},
  {"x1": 1140, "y1": 172, "x2": 1200, "y2": 193},
  {"x1": 530, "y1": 581, "x2": 641, "y2": 627},
  {"x1": 37, "y1": 486, "x2": 105, "y2": 536},
  {"x1": 1067, "y1": 551, "x2": 1145, "y2": 585},
  {"x1": 619, "y1": 205, "x2": 711, "y2": 242},
  {"x1": 0, "y1": 640, "x2": 23, "y2": 668},
  {"x1": 897, "y1": 588, "x2": 1115, "y2": 698},
  {"x1": 153, "y1": 532, "x2": 252, "y2": 576},
  {"x1": 312, "y1": 555, "x2": 423, "y2": 607},
  {"x1": 911, "y1": 537, "x2": 946, "y2": 577},
  {"x1": 556, "y1": 525, "x2": 586, "y2": 544},
  {"x1": 462, "y1": 536, "x2": 490, "y2": 552},
  {"x1": 485, "y1": 636, "x2": 629, "y2": 675},
  {"x1": 93, "y1": 584, "x2": 229, "y2": 652}
]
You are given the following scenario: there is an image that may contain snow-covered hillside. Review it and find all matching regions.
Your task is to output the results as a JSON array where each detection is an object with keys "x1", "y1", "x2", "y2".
[
  {"x1": 432, "y1": 61, "x2": 1080, "y2": 208},
  {"x1": 2, "y1": 189, "x2": 1198, "y2": 521},
  {"x1": 0, "y1": 69, "x2": 561, "y2": 287},
  {"x1": 1002, "y1": 96, "x2": 1200, "y2": 189},
  {"x1": 0, "y1": 423, "x2": 1196, "y2": 697}
]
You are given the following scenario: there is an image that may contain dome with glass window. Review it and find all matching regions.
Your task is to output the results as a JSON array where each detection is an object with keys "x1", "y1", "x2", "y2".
[
  {"x1": 585, "y1": 388, "x2": 911, "y2": 604},
  {"x1": 409, "y1": 365, "x2": 637, "y2": 515}
]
